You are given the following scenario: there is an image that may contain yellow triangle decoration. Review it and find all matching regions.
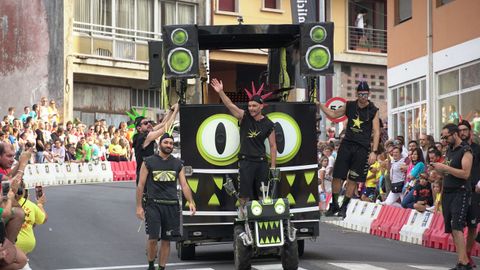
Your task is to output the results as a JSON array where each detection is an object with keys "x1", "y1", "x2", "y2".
[
  {"x1": 213, "y1": 176, "x2": 223, "y2": 190},
  {"x1": 270, "y1": 221, "x2": 275, "y2": 229},
  {"x1": 271, "y1": 236, "x2": 276, "y2": 243},
  {"x1": 187, "y1": 178, "x2": 199, "y2": 193},
  {"x1": 260, "y1": 238, "x2": 264, "y2": 244},
  {"x1": 287, "y1": 193, "x2": 296, "y2": 205},
  {"x1": 265, "y1": 237, "x2": 270, "y2": 244},
  {"x1": 307, "y1": 193, "x2": 316, "y2": 203},
  {"x1": 208, "y1": 194, "x2": 220, "y2": 206},
  {"x1": 304, "y1": 170, "x2": 315, "y2": 185},
  {"x1": 259, "y1": 222, "x2": 264, "y2": 229},
  {"x1": 235, "y1": 199, "x2": 240, "y2": 207},
  {"x1": 286, "y1": 173, "x2": 296, "y2": 187},
  {"x1": 275, "y1": 221, "x2": 279, "y2": 228},
  {"x1": 276, "y1": 236, "x2": 281, "y2": 243}
]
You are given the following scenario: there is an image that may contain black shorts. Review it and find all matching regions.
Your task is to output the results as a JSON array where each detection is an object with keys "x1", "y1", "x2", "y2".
[
  {"x1": 238, "y1": 159, "x2": 269, "y2": 200},
  {"x1": 442, "y1": 190, "x2": 471, "y2": 233},
  {"x1": 362, "y1": 187, "x2": 376, "y2": 200},
  {"x1": 466, "y1": 192, "x2": 480, "y2": 227},
  {"x1": 332, "y1": 142, "x2": 369, "y2": 182},
  {"x1": 145, "y1": 202, "x2": 181, "y2": 241}
]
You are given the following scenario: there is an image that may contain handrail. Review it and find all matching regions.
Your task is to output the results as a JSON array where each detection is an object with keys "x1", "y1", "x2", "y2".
[{"x1": 348, "y1": 26, "x2": 387, "y2": 54}]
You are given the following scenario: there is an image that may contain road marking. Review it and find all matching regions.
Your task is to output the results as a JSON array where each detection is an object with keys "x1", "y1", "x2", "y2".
[
  {"x1": 329, "y1": 263, "x2": 387, "y2": 270},
  {"x1": 408, "y1": 265, "x2": 449, "y2": 270},
  {"x1": 253, "y1": 264, "x2": 308, "y2": 270},
  {"x1": 56, "y1": 261, "x2": 228, "y2": 270}
]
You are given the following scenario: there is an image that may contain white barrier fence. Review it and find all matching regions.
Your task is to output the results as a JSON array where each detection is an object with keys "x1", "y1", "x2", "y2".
[{"x1": 22, "y1": 162, "x2": 114, "y2": 188}]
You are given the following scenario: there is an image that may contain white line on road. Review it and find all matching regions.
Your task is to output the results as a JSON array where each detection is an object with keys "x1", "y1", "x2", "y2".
[
  {"x1": 329, "y1": 263, "x2": 388, "y2": 270},
  {"x1": 55, "y1": 261, "x2": 229, "y2": 270},
  {"x1": 253, "y1": 264, "x2": 308, "y2": 270},
  {"x1": 408, "y1": 265, "x2": 449, "y2": 270}
]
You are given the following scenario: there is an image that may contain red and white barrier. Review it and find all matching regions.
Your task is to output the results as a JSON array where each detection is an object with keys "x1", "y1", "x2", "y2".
[{"x1": 400, "y1": 210, "x2": 435, "y2": 245}]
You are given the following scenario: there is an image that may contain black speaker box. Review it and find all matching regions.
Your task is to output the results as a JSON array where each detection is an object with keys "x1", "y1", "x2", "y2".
[{"x1": 163, "y1": 25, "x2": 199, "y2": 78}]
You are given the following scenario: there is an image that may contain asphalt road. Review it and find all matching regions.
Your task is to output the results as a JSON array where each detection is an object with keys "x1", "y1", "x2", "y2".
[{"x1": 27, "y1": 182, "x2": 470, "y2": 270}]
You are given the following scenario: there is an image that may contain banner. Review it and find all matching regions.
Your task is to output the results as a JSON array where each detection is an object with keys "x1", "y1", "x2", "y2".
[{"x1": 291, "y1": 0, "x2": 318, "y2": 23}]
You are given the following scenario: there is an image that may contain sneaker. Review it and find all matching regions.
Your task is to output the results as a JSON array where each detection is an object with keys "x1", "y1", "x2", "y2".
[
  {"x1": 451, "y1": 263, "x2": 473, "y2": 270},
  {"x1": 325, "y1": 203, "x2": 339, "y2": 216},
  {"x1": 338, "y1": 205, "x2": 348, "y2": 219}
]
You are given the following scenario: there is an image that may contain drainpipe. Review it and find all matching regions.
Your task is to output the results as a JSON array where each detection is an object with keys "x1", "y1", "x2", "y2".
[{"x1": 427, "y1": 0, "x2": 434, "y2": 136}]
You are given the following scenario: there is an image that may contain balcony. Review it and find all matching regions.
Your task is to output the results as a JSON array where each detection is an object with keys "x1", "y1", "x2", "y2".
[
  {"x1": 73, "y1": 21, "x2": 162, "y2": 62},
  {"x1": 348, "y1": 26, "x2": 387, "y2": 54}
]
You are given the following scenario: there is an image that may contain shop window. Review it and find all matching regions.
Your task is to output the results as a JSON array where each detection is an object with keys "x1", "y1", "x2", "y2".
[
  {"x1": 461, "y1": 62, "x2": 480, "y2": 89},
  {"x1": 460, "y1": 89, "x2": 480, "y2": 123},
  {"x1": 439, "y1": 95, "x2": 459, "y2": 127},
  {"x1": 438, "y1": 70, "x2": 459, "y2": 95}
]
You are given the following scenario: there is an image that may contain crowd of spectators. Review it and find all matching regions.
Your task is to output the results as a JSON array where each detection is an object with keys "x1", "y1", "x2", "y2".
[
  {"x1": 318, "y1": 119, "x2": 478, "y2": 216},
  {"x1": 1, "y1": 97, "x2": 148, "y2": 167}
]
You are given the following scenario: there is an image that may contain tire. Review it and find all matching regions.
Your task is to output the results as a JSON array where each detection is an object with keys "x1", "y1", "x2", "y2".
[
  {"x1": 297, "y1": 239, "x2": 305, "y2": 257},
  {"x1": 233, "y1": 224, "x2": 252, "y2": 270},
  {"x1": 177, "y1": 242, "x2": 195, "y2": 260},
  {"x1": 281, "y1": 222, "x2": 299, "y2": 270}
]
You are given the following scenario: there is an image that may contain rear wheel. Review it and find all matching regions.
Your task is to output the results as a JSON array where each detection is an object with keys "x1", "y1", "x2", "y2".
[
  {"x1": 177, "y1": 242, "x2": 195, "y2": 260},
  {"x1": 234, "y1": 224, "x2": 252, "y2": 270}
]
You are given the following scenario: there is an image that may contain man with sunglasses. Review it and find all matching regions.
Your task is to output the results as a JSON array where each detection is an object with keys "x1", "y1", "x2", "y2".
[
  {"x1": 431, "y1": 123, "x2": 474, "y2": 270},
  {"x1": 457, "y1": 120, "x2": 480, "y2": 268},
  {"x1": 318, "y1": 81, "x2": 380, "y2": 218}
]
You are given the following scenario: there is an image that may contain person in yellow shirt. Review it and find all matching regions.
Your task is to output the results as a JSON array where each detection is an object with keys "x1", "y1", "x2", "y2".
[
  {"x1": 15, "y1": 183, "x2": 47, "y2": 255},
  {"x1": 361, "y1": 159, "x2": 382, "y2": 202}
]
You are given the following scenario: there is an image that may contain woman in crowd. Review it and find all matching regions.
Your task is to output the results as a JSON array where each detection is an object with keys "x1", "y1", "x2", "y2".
[{"x1": 401, "y1": 147, "x2": 426, "y2": 209}]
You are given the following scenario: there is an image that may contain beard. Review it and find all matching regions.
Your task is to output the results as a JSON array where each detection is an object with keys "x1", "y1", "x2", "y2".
[
  {"x1": 160, "y1": 146, "x2": 173, "y2": 155},
  {"x1": 461, "y1": 134, "x2": 471, "y2": 142}
]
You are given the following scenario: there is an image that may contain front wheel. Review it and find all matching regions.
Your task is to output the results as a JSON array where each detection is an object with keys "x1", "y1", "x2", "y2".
[{"x1": 234, "y1": 224, "x2": 252, "y2": 270}]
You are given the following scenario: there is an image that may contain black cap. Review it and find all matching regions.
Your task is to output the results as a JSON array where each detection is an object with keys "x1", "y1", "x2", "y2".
[
  {"x1": 459, "y1": 120, "x2": 471, "y2": 130},
  {"x1": 134, "y1": 116, "x2": 146, "y2": 128},
  {"x1": 356, "y1": 81, "x2": 370, "y2": 91}
]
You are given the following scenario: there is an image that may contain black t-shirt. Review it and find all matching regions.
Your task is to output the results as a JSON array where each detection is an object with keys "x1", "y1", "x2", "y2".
[
  {"x1": 469, "y1": 142, "x2": 480, "y2": 188},
  {"x1": 144, "y1": 155, "x2": 183, "y2": 201},
  {"x1": 239, "y1": 111, "x2": 275, "y2": 160},
  {"x1": 133, "y1": 132, "x2": 156, "y2": 174},
  {"x1": 35, "y1": 129, "x2": 45, "y2": 151},
  {"x1": 343, "y1": 100, "x2": 378, "y2": 150},
  {"x1": 444, "y1": 142, "x2": 472, "y2": 190},
  {"x1": 413, "y1": 182, "x2": 433, "y2": 206}
]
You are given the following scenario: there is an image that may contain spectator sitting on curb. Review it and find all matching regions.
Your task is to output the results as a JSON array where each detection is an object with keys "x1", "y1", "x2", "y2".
[{"x1": 413, "y1": 173, "x2": 433, "y2": 213}]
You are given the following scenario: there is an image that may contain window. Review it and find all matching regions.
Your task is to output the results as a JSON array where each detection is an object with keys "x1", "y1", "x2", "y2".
[
  {"x1": 218, "y1": 0, "x2": 237, "y2": 12},
  {"x1": 437, "y1": 0, "x2": 454, "y2": 7},
  {"x1": 438, "y1": 70, "x2": 459, "y2": 95},
  {"x1": 74, "y1": 0, "x2": 113, "y2": 33},
  {"x1": 264, "y1": 0, "x2": 279, "y2": 10},
  {"x1": 396, "y1": 0, "x2": 412, "y2": 24},
  {"x1": 131, "y1": 88, "x2": 160, "y2": 108}
]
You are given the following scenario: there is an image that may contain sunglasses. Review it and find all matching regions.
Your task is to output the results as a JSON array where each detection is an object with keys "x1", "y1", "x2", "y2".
[
  {"x1": 440, "y1": 134, "x2": 452, "y2": 140},
  {"x1": 357, "y1": 93, "x2": 369, "y2": 98},
  {"x1": 141, "y1": 121, "x2": 153, "y2": 126}
]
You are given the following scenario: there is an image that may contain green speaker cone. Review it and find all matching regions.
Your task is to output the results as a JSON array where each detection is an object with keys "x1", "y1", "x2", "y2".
[
  {"x1": 168, "y1": 48, "x2": 193, "y2": 74},
  {"x1": 171, "y1": 28, "x2": 188, "y2": 46},
  {"x1": 306, "y1": 45, "x2": 330, "y2": 71},
  {"x1": 310, "y1": 26, "x2": 326, "y2": 43}
]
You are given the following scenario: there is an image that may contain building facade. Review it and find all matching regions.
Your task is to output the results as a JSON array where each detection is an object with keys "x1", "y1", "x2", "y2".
[
  {"x1": 1, "y1": 0, "x2": 206, "y2": 126},
  {"x1": 387, "y1": 0, "x2": 480, "y2": 141}
]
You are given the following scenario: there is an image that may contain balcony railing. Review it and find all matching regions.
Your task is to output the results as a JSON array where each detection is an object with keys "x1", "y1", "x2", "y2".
[
  {"x1": 73, "y1": 21, "x2": 162, "y2": 62},
  {"x1": 348, "y1": 26, "x2": 387, "y2": 54}
]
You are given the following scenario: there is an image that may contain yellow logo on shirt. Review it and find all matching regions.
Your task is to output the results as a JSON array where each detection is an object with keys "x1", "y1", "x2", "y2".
[
  {"x1": 248, "y1": 129, "x2": 261, "y2": 138},
  {"x1": 152, "y1": 171, "x2": 177, "y2": 182}
]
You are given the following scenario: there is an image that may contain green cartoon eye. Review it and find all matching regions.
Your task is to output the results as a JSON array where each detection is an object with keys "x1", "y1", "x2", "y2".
[
  {"x1": 196, "y1": 114, "x2": 240, "y2": 166},
  {"x1": 265, "y1": 112, "x2": 302, "y2": 164},
  {"x1": 171, "y1": 28, "x2": 188, "y2": 46},
  {"x1": 274, "y1": 199, "x2": 286, "y2": 214},
  {"x1": 251, "y1": 201, "x2": 263, "y2": 216}
]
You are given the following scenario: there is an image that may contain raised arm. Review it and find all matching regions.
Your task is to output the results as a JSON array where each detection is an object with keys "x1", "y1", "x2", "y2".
[
  {"x1": 142, "y1": 104, "x2": 179, "y2": 148},
  {"x1": 210, "y1": 78, "x2": 244, "y2": 120},
  {"x1": 317, "y1": 102, "x2": 346, "y2": 120},
  {"x1": 152, "y1": 103, "x2": 178, "y2": 132}
]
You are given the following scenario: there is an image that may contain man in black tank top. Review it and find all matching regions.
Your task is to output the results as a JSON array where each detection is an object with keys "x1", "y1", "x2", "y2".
[
  {"x1": 459, "y1": 120, "x2": 480, "y2": 268},
  {"x1": 318, "y1": 81, "x2": 380, "y2": 218},
  {"x1": 136, "y1": 133, "x2": 196, "y2": 270},
  {"x1": 431, "y1": 124, "x2": 473, "y2": 270},
  {"x1": 210, "y1": 78, "x2": 277, "y2": 216}
]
